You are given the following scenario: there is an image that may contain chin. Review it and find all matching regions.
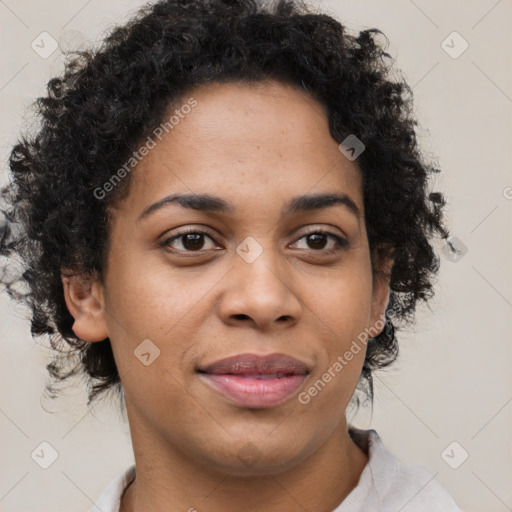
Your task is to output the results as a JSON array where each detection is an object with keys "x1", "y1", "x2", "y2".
[{"x1": 197, "y1": 433, "x2": 317, "y2": 477}]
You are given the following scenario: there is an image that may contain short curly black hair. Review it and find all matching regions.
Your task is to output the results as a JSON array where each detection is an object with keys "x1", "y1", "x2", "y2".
[{"x1": 0, "y1": 0, "x2": 449, "y2": 412}]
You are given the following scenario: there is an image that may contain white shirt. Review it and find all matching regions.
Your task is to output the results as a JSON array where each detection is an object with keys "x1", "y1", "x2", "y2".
[{"x1": 89, "y1": 428, "x2": 462, "y2": 512}]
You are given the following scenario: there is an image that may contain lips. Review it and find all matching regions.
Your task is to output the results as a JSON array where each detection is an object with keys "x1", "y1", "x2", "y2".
[
  {"x1": 200, "y1": 353, "x2": 310, "y2": 377},
  {"x1": 198, "y1": 353, "x2": 310, "y2": 408}
]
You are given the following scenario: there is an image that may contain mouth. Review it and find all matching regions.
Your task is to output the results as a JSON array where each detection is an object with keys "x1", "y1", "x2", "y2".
[{"x1": 197, "y1": 353, "x2": 310, "y2": 409}]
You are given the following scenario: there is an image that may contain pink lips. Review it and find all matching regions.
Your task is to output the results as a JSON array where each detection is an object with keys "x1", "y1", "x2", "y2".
[{"x1": 198, "y1": 353, "x2": 310, "y2": 408}]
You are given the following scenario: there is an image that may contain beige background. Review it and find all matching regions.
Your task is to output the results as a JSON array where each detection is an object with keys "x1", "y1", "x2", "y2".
[{"x1": 1, "y1": 0, "x2": 511, "y2": 511}]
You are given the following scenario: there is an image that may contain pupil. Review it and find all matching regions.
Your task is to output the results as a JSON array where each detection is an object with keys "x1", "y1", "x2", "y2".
[
  {"x1": 184, "y1": 233, "x2": 204, "y2": 250},
  {"x1": 308, "y1": 233, "x2": 326, "y2": 249}
]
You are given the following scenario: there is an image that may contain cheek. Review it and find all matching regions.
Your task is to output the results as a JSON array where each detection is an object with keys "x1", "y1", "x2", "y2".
[
  {"x1": 306, "y1": 271, "x2": 373, "y2": 407},
  {"x1": 307, "y1": 279, "x2": 371, "y2": 411},
  {"x1": 316, "y1": 268, "x2": 373, "y2": 347},
  {"x1": 104, "y1": 250, "x2": 188, "y2": 329},
  {"x1": 101, "y1": 262, "x2": 201, "y2": 412},
  {"x1": 101, "y1": 254, "x2": 215, "y2": 371}
]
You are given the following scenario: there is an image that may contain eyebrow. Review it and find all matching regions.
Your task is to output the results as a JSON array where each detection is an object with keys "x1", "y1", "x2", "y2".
[{"x1": 137, "y1": 192, "x2": 361, "y2": 222}]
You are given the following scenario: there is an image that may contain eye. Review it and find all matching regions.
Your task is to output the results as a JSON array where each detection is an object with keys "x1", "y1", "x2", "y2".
[
  {"x1": 160, "y1": 227, "x2": 348, "y2": 255},
  {"x1": 290, "y1": 230, "x2": 348, "y2": 254},
  {"x1": 160, "y1": 228, "x2": 220, "y2": 252}
]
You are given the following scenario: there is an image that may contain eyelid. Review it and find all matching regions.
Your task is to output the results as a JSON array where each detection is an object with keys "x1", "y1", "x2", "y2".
[
  {"x1": 288, "y1": 228, "x2": 348, "y2": 251},
  {"x1": 293, "y1": 224, "x2": 347, "y2": 239},
  {"x1": 160, "y1": 224, "x2": 348, "y2": 254},
  {"x1": 159, "y1": 226, "x2": 220, "y2": 250}
]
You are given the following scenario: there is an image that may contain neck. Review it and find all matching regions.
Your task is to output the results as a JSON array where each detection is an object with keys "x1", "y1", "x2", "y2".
[{"x1": 120, "y1": 419, "x2": 368, "y2": 512}]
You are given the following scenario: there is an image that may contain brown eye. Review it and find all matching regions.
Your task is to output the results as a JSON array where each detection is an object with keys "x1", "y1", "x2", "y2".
[
  {"x1": 305, "y1": 233, "x2": 328, "y2": 250},
  {"x1": 179, "y1": 233, "x2": 206, "y2": 251},
  {"x1": 161, "y1": 229, "x2": 219, "y2": 252},
  {"x1": 291, "y1": 230, "x2": 348, "y2": 253}
]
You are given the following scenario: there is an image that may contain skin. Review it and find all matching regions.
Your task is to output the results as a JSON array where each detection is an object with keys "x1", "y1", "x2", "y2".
[{"x1": 62, "y1": 80, "x2": 393, "y2": 512}]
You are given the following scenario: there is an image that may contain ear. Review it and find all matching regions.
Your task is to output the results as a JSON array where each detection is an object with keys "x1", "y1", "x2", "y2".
[
  {"x1": 369, "y1": 244, "x2": 395, "y2": 334},
  {"x1": 61, "y1": 271, "x2": 108, "y2": 342}
]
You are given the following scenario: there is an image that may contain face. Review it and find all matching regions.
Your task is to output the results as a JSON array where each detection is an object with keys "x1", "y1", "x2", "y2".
[{"x1": 65, "y1": 80, "x2": 392, "y2": 475}]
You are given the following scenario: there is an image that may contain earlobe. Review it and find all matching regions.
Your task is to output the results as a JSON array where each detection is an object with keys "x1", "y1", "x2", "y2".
[{"x1": 61, "y1": 272, "x2": 109, "y2": 342}]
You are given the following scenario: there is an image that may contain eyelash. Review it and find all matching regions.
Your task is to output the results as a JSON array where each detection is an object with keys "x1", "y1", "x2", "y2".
[{"x1": 159, "y1": 227, "x2": 348, "y2": 255}]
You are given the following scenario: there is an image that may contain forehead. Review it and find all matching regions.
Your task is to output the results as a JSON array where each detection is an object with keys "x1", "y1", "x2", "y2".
[{"x1": 123, "y1": 80, "x2": 364, "y2": 218}]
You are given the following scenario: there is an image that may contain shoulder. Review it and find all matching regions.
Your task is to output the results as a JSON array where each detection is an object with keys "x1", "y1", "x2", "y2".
[
  {"x1": 348, "y1": 428, "x2": 462, "y2": 512},
  {"x1": 89, "y1": 464, "x2": 136, "y2": 512}
]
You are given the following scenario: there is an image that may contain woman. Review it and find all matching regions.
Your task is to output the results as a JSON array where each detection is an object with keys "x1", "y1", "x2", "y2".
[{"x1": 0, "y1": 0, "x2": 462, "y2": 510}]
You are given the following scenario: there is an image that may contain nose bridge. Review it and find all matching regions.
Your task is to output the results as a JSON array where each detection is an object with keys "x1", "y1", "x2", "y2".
[
  {"x1": 235, "y1": 234, "x2": 289, "y2": 302},
  {"x1": 219, "y1": 235, "x2": 301, "y2": 329},
  {"x1": 239, "y1": 240, "x2": 284, "y2": 291}
]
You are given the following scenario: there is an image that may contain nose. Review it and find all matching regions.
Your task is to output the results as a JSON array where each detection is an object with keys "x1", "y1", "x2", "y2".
[{"x1": 218, "y1": 244, "x2": 302, "y2": 332}]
